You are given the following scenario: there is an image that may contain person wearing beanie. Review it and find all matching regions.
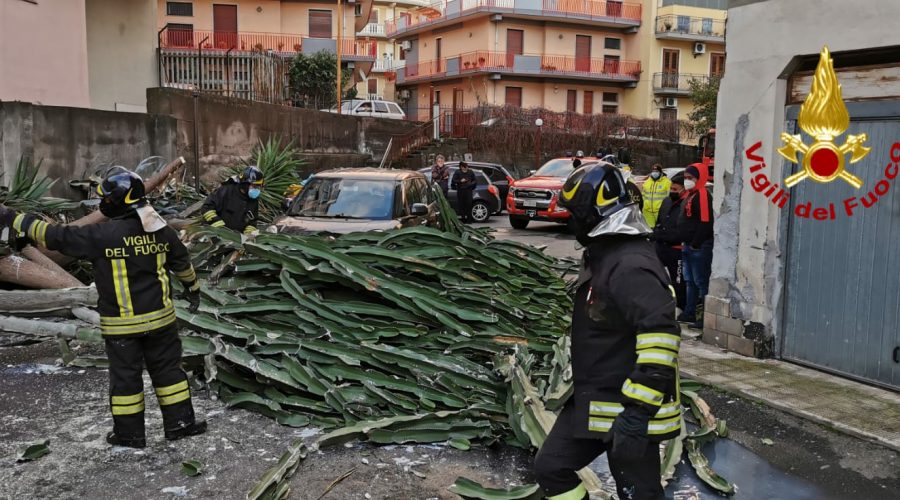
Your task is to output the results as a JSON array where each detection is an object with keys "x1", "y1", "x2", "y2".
[
  {"x1": 640, "y1": 164, "x2": 671, "y2": 227},
  {"x1": 451, "y1": 161, "x2": 477, "y2": 223},
  {"x1": 651, "y1": 172, "x2": 688, "y2": 310},
  {"x1": 677, "y1": 163, "x2": 714, "y2": 328}
]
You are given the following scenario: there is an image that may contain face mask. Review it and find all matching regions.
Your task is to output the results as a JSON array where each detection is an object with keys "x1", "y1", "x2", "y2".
[
  {"x1": 684, "y1": 179, "x2": 697, "y2": 190},
  {"x1": 248, "y1": 187, "x2": 262, "y2": 199},
  {"x1": 650, "y1": 171, "x2": 661, "y2": 180},
  {"x1": 669, "y1": 191, "x2": 681, "y2": 201}
]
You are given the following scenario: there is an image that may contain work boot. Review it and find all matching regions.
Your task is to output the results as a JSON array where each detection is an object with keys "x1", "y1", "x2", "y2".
[
  {"x1": 165, "y1": 420, "x2": 207, "y2": 441},
  {"x1": 106, "y1": 431, "x2": 146, "y2": 449},
  {"x1": 689, "y1": 320, "x2": 704, "y2": 330},
  {"x1": 676, "y1": 312, "x2": 694, "y2": 323}
]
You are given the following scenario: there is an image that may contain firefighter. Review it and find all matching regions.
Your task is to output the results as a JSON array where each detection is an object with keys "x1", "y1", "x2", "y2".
[
  {"x1": 200, "y1": 166, "x2": 264, "y2": 235},
  {"x1": 641, "y1": 164, "x2": 671, "y2": 228},
  {"x1": 533, "y1": 162, "x2": 681, "y2": 500},
  {"x1": 0, "y1": 167, "x2": 206, "y2": 449}
]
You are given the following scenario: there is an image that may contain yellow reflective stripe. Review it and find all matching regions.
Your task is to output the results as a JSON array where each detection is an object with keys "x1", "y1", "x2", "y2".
[
  {"x1": 111, "y1": 392, "x2": 144, "y2": 405},
  {"x1": 622, "y1": 379, "x2": 665, "y2": 406},
  {"x1": 589, "y1": 401, "x2": 623, "y2": 417},
  {"x1": 156, "y1": 380, "x2": 189, "y2": 397},
  {"x1": 12, "y1": 213, "x2": 25, "y2": 233},
  {"x1": 243, "y1": 225, "x2": 256, "y2": 234},
  {"x1": 188, "y1": 280, "x2": 201, "y2": 292},
  {"x1": 101, "y1": 312, "x2": 176, "y2": 335},
  {"x1": 635, "y1": 333, "x2": 680, "y2": 352},
  {"x1": 174, "y1": 267, "x2": 196, "y2": 282},
  {"x1": 202, "y1": 210, "x2": 218, "y2": 221},
  {"x1": 110, "y1": 259, "x2": 133, "y2": 316},
  {"x1": 653, "y1": 402, "x2": 682, "y2": 419},
  {"x1": 636, "y1": 348, "x2": 678, "y2": 369},
  {"x1": 648, "y1": 415, "x2": 682, "y2": 435},
  {"x1": 588, "y1": 417, "x2": 614, "y2": 432},
  {"x1": 158, "y1": 390, "x2": 190, "y2": 406},
  {"x1": 27, "y1": 220, "x2": 49, "y2": 246},
  {"x1": 669, "y1": 285, "x2": 676, "y2": 298},
  {"x1": 101, "y1": 306, "x2": 175, "y2": 326},
  {"x1": 548, "y1": 483, "x2": 587, "y2": 500},
  {"x1": 211, "y1": 220, "x2": 226, "y2": 228},
  {"x1": 111, "y1": 401, "x2": 145, "y2": 415},
  {"x1": 157, "y1": 253, "x2": 172, "y2": 309}
]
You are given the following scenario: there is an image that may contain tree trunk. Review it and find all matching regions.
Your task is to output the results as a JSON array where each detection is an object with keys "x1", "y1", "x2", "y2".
[
  {"x1": 0, "y1": 287, "x2": 98, "y2": 313},
  {"x1": 0, "y1": 254, "x2": 84, "y2": 289}
]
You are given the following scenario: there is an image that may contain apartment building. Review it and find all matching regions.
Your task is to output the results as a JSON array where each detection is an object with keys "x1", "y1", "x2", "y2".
[
  {"x1": 157, "y1": 0, "x2": 378, "y2": 103},
  {"x1": 386, "y1": 0, "x2": 725, "y2": 125}
]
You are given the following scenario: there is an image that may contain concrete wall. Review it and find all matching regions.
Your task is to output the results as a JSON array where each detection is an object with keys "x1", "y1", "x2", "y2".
[
  {"x1": 146, "y1": 88, "x2": 418, "y2": 179},
  {"x1": 0, "y1": 101, "x2": 177, "y2": 199},
  {"x1": 0, "y1": 0, "x2": 90, "y2": 108},
  {"x1": 707, "y1": 0, "x2": 900, "y2": 356},
  {"x1": 86, "y1": 0, "x2": 158, "y2": 112}
]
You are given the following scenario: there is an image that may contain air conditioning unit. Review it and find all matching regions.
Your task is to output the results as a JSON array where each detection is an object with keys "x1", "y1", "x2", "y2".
[
  {"x1": 693, "y1": 42, "x2": 706, "y2": 55},
  {"x1": 664, "y1": 97, "x2": 678, "y2": 108},
  {"x1": 400, "y1": 40, "x2": 412, "y2": 51},
  {"x1": 398, "y1": 89, "x2": 411, "y2": 99}
]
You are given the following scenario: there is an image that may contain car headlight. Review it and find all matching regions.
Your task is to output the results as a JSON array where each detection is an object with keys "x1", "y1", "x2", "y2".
[
  {"x1": 509, "y1": 187, "x2": 517, "y2": 196},
  {"x1": 551, "y1": 190, "x2": 561, "y2": 199}
]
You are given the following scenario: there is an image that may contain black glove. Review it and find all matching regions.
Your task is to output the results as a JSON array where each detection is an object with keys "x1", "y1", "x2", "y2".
[
  {"x1": 0, "y1": 205, "x2": 16, "y2": 228},
  {"x1": 180, "y1": 287, "x2": 200, "y2": 313},
  {"x1": 610, "y1": 405, "x2": 652, "y2": 461}
]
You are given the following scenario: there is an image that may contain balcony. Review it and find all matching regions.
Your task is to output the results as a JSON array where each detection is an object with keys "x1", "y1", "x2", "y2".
[
  {"x1": 655, "y1": 15, "x2": 725, "y2": 43},
  {"x1": 371, "y1": 59, "x2": 406, "y2": 72},
  {"x1": 386, "y1": 0, "x2": 642, "y2": 39},
  {"x1": 652, "y1": 72, "x2": 714, "y2": 95},
  {"x1": 159, "y1": 28, "x2": 377, "y2": 61},
  {"x1": 358, "y1": 23, "x2": 387, "y2": 37},
  {"x1": 397, "y1": 50, "x2": 640, "y2": 85}
]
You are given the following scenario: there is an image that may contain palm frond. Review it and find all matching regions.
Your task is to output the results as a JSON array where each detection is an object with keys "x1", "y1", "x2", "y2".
[{"x1": 0, "y1": 156, "x2": 80, "y2": 213}]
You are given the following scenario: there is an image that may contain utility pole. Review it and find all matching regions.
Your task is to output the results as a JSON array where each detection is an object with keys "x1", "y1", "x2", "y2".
[{"x1": 336, "y1": 0, "x2": 343, "y2": 114}]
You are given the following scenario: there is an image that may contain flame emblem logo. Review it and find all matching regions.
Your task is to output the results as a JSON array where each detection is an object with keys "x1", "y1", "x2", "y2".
[{"x1": 778, "y1": 46, "x2": 871, "y2": 188}]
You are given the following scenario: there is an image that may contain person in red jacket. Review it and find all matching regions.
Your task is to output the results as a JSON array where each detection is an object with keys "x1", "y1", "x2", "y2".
[{"x1": 677, "y1": 163, "x2": 714, "y2": 329}]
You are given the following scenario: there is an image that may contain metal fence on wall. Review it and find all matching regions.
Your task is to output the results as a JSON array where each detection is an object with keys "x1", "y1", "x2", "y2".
[{"x1": 159, "y1": 49, "x2": 292, "y2": 105}]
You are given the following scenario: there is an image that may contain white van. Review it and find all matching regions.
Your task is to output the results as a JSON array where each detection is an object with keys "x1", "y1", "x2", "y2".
[{"x1": 323, "y1": 99, "x2": 407, "y2": 120}]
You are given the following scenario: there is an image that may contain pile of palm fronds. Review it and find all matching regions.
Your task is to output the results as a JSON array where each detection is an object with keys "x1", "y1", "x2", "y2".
[
  {"x1": 181, "y1": 224, "x2": 574, "y2": 439},
  {"x1": 228, "y1": 138, "x2": 303, "y2": 223},
  {"x1": 0, "y1": 156, "x2": 80, "y2": 214}
]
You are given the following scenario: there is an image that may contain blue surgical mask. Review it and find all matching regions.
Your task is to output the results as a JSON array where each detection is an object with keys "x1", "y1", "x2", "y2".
[{"x1": 248, "y1": 187, "x2": 261, "y2": 199}]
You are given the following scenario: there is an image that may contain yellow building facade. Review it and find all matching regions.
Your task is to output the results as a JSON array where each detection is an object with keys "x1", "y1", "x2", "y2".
[{"x1": 384, "y1": 0, "x2": 725, "y2": 128}]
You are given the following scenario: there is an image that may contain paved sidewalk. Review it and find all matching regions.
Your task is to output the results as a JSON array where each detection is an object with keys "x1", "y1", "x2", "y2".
[{"x1": 680, "y1": 334, "x2": 900, "y2": 452}]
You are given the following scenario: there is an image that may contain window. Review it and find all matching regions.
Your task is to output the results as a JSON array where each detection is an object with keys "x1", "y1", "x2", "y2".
[
  {"x1": 374, "y1": 102, "x2": 390, "y2": 113},
  {"x1": 660, "y1": 108, "x2": 678, "y2": 121},
  {"x1": 388, "y1": 103, "x2": 403, "y2": 114},
  {"x1": 166, "y1": 23, "x2": 194, "y2": 47},
  {"x1": 369, "y1": 9, "x2": 378, "y2": 23},
  {"x1": 607, "y1": 0, "x2": 623, "y2": 17},
  {"x1": 368, "y1": 78, "x2": 378, "y2": 95},
  {"x1": 167, "y1": 2, "x2": 193, "y2": 16},
  {"x1": 603, "y1": 55, "x2": 620, "y2": 74},
  {"x1": 602, "y1": 93, "x2": 618, "y2": 115},
  {"x1": 505, "y1": 87, "x2": 522, "y2": 107},
  {"x1": 354, "y1": 4, "x2": 363, "y2": 16},
  {"x1": 399, "y1": 47, "x2": 406, "y2": 60},
  {"x1": 602, "y1": 105, "x2": 618, "y2": 115},
  {"x1": 583, "y1": 91, "x2": 593, "y2": 114},
  {"x1": 566, "y1": 90, "x2": 577, "y2": 112},
  {"x1": 309, "y1": 10, "x2": 333, "y2": 39},
  {"x1": 604, "y1": 38, "x2": 621, "y2": 50},
  {"x1": 710, "y1": 52, "x2": 726, "y2": 77}
]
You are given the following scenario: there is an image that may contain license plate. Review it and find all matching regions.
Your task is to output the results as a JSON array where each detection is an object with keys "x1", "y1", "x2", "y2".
[
  {"x1": 526, "y1": 210, "x2": 537, "y2": 218},
  {"x1": 523, "y1": 200, "x2": 537, "y2": 208}
]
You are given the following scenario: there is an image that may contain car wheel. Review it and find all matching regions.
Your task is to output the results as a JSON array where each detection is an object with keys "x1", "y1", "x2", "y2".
[
  {"x1": 509, "y1": 216, "x2": 529, "y2": 229},
  {"x1": 471, "y1": 201, "x2": 491, "y2": 223}
]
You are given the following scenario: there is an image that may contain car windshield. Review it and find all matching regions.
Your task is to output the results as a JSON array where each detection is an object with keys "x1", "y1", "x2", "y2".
[
  {"x1": 534, "y1": 159, "x2": 579, "y2": 177},
  {"x1": 288, "y1": 178, "x2": 395, "y2": 220}
]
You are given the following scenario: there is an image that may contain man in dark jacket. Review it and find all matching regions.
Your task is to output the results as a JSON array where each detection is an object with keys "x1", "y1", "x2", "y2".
[
  {"x1": 652, "y1": 172, "x2": 687, "y2": 310},
  {"x1": 200, "y1": 166, "x2": 264, "y2": 235},
  {"x1": 451, "y1": 161, "x2": 477, "y2": 223},
  {"x1": 534, "y1": 162, "x2": 681, "y2": 500},
  {"x1": 677, "y1": 163, "x2": 714, "y2": 329},
  {"x1": 0, "y1": 167, "x2": 206, "y2": 449}
]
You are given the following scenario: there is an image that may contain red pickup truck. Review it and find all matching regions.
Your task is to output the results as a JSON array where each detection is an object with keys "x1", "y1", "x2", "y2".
[{"x1": 507, "y1": 157, "x2": 597, "y2": 230}]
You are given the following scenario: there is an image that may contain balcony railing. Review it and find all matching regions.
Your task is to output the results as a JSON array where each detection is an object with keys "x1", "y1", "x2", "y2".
[
  {"x1": 159, "y1": 28, "x2": 377, "y2": 58},
  {"x1": 358, "y1": 23, "x2": 387, "y2": 37},
  {"x1": 655, "y1": 15, "x2": 725, "y2": 39},
  {"x1": 386, "y1": 0, "x2": 641, "y2": 38},
  {"x1": 372, "y1": 59, "x2": 406, "y2": 71},
  {"x1": 652, "y1": 72, "x2": 715, "y2": 94},
  {"x1": 399, "y1": 50, "x2": 640, "y2": 83}
]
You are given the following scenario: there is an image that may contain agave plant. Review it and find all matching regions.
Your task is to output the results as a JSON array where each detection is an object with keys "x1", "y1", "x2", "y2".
[
  {"x1": 0, "y1": 156, "x2": 79, "y2": 213},
  {"x1": 228, "y1": 137, "x2": 303, "y2": 222}
]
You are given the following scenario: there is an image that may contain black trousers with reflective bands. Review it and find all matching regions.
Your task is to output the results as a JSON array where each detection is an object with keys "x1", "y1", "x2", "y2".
[
  {"x1": 533, "y1": 405, "x2": 664, "y2": 500},
  {"x1": 105, "y1": 323, "x2": 196, "y2": 438}
]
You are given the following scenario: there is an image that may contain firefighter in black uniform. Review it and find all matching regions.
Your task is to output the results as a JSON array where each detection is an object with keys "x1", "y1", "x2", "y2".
[
  {"x1": 533, "y1": 162, "x2": 681, "y2": 500},
  {"x1": 451, "y1": 161, "x2": 477, "y2": 223},
  {"x1": 0, "y1": 167, "x2": 206, "y2": 449},
  {"x1": 200, "y1": 166, "x2": 264, "y2": 234}
]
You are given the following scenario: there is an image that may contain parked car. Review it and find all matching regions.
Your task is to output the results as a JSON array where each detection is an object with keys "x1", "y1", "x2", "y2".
[
  {"x1": 429, "y1": 161, "x2": 515, "y2": 204},
  {"x1": 419, "y1": 166, "x2": 501, "y2": 222},
  {"x1": 273, "y1": 168, "x2": 439, "y2": 234},
  {"x1": 506, "y1": 156, "x2": 598, "y2": 230},
  {"x1": 322, "y1": 99, "x2": 406, "y2": 120}
]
